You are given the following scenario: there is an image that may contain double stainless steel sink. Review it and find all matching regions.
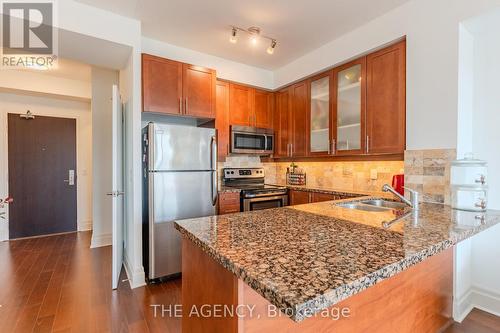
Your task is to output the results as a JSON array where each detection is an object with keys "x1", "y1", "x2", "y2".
[{"x1": 338, "y1": 199, "x2": 408, "y2": 212}]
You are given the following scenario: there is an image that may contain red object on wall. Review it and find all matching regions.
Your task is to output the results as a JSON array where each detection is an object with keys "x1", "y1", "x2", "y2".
[{"x1": 392, "y1": 174, "x2": 404, "y2": 196}]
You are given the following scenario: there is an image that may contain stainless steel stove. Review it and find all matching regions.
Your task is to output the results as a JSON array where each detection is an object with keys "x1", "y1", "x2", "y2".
[{"x1": 223, "y1": 168, "x2": 288, "y2": 211}]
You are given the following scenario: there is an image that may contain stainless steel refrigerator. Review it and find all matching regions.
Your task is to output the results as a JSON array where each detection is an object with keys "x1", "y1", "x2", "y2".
[{"x1": 142, "y1": 122, "x2": 217, "y2": 280}]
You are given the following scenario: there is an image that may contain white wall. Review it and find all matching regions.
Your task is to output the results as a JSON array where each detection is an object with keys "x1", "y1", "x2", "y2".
[
  {"x1": 120, "y1": 48, "x2": 147, "y2": 288},
  {"x1": 453, "y1": 11, "x2": 500, "y2": 320},
  {"x1": 0, "y1": 92, "x2": 92, "y2": 241},
  {"x1": 142, "y1": 37, "x2": 274, "y2": 89},
  {"x1": 0, "y1": 70, "x2": 91, "y2": 100},
  {"x1": 91, "y1": 67, "x2": 119, "y2": 248},
  {"x1": 470, "y1": 16, "x2": 500, "y2": 312}
]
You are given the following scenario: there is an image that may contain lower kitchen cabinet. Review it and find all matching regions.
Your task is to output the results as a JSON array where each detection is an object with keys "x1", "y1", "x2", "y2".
[
  {"x1": 289, "y1": 190, "x2": 311, "y2": 205},
  {"x1": 218, "y1": 192, "x2": 241, "y2": 215},
  {"x1": 290, "y1": 190, "x2": 350, "y2": 205},
  {"x1": 311, "y1": 192, "x2": 338, "y2": 203}
]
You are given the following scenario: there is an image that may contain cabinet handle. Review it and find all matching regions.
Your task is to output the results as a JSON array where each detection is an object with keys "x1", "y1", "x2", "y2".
[
  {"x1": 366, "y1": 136, "x2": 369, "y2": 154},
  {"x1": 185, "y1": 98, "x2": 188, "y2": 114},
  {"x1": 331, "y1": 139, "x2": 336, "y2": 155},
  {"x1": 179, "y1": 98, "x2": 182, "y2": 114}
]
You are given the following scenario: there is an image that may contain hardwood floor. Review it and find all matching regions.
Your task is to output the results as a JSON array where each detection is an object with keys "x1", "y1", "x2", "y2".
[
  {"x1": 0, "y1": 231, "x2": 181, "y2": 333},
  {"x1": 445, "y1": 310, "x2": 500, "y2": 333},
  {"x1": 0, "y1": 231, "x2": 498, "y2": 333}
]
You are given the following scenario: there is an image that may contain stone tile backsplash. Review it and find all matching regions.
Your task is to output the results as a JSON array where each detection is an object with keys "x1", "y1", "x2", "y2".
[
  {"x1": 221, "y1": 149, "x2": 456, "y2": 205},
  {"x1": 263, "y1": 161, "x2": 405, "y2": 193},
  {"x1": 404, "y1": 149, "x2": 456, "y2": 204}
]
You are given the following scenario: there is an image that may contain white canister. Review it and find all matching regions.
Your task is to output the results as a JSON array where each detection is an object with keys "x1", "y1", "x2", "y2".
[
  {"x1": 451, "y1": 157, "x2": 487, "y2": 186},
  {"x1": 451, "y1": 185, "x2": 488, "y2": 212}
]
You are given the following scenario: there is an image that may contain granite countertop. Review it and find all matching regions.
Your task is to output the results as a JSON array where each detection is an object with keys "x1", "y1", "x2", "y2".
[
  {"x1": 274, "y1": 183, "x2": 392, "y2": 198},
  {"x1": 174, "y1": 198, "x2": 500, "y2": 322},
  {"x1": 218, "y1": 185, "x2": 242, "y2": 193}
]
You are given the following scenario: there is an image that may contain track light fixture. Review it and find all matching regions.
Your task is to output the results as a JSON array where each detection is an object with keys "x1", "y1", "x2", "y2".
[
  {"x1": 267, "y1": 40, "x2": 277, "y2": 55},
  {"x1": 229, "y1": 26, "x2": 277, "y2": 55},
  {"x1": 229, "y1": 27, "x2": 238, "y2": 43}
]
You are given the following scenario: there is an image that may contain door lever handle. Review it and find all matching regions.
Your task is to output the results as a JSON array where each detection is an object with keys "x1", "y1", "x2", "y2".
[{"x1": 107, "y1": 191, "x2": 125, "y2": 197}]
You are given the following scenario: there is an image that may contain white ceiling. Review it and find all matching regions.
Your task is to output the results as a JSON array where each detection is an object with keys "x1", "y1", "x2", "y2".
[{"x1": 76, "y1": 0, "x2": 410, "y2": 70}]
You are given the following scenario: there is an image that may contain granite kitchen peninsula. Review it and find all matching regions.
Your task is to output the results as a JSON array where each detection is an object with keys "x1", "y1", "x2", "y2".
[{"x1": 174, "y1": 196, "x2": 500, "y2": 333}]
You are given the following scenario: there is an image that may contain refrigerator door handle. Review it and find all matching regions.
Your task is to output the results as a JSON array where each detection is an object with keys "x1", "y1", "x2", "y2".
[{"x1": 210, "y1": 135, "x2": 218, "y2": 206}]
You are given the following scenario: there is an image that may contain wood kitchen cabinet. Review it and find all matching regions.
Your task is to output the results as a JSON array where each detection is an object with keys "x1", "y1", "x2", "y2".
[
  {"x1": 274, "y1": 87, "x2": 292, "y2": 158},
  {"x1": 311, "y1": 192, "x2": 338, "y2": 203},
  {"x1": 290, "y1": 81, "x2": 309, "y2": 157},
  {"x1": 229, "y1": 83, "x2": 253, "y2": 126},
  {"x1": 274, "y1": 81, "x2": 308, "y2": 158},
  {"x1": 229, "y1": 83, "x2": 273, "y2": 128},
  {"x1": 216, "y1": 80, "x2": 230, "y2": 160},
  {"x1": 218, "y1": 192, "x2": 241, "y2": 215},
  {"x1": 333, "y1": 57, "x2": 367, "y2": 156},
  {"x1": 289, "y1": 190, "x2": 310, "y2": 205},
  {"x1": 142, "y1": 54, "x2": 182, "y2": 115},
  {"x1": 309, "y1": 71, "x2": 333, "y2": 156},
  {"x1": 272, "y1": 39, "x2": 406, "y2": 161},
  {"x1": 366, "y1": 40, "x2": 406, "y2": 154},
  {"x1": 290, "y1": 190, "x2": 354, "y2": 205},
  {"x1": 142, "y1": 54, "x2": 216, "y2": 118},
  {"x1": 254, "y1": 89, "x2": 274, "y2": 128},
  {"x1": 183, "y1": 64, "x2": 216, "y2": 118}
]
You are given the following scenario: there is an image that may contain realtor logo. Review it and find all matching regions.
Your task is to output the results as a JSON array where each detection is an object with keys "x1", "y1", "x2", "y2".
[{"x1": 1, "y1": 0, "x2": 57, "y2": 68}]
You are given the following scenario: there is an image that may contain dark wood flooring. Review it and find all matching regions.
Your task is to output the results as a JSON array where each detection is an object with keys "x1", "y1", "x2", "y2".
[{"x1": 0, "y1": 231, "x2": 498, "y2": 332}]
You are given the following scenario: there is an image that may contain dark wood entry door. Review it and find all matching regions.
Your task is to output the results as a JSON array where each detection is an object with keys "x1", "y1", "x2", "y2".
[{"x1": 8, "y1": 114, "x2": 77, "y2": 239}]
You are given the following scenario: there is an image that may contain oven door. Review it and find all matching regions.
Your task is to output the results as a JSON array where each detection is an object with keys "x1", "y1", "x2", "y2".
[
  {"x1": 243, "y1": 195, "x2": 288, "y2": 211},
  {"x1": 231, "y1": 128, "x2": 274, "y2": 155}
]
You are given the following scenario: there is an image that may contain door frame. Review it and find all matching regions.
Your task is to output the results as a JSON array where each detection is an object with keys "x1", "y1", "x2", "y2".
[{"x1": 1, "y1": 111, "x2": 84, "y2": 240}]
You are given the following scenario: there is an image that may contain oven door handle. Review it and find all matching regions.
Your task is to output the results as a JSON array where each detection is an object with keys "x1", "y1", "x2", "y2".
[
  {"x1": 244, "y1": 192, "x2": 288, "y2": 198},
  {"x1": 243, "y1": 195, "x2": 288, "y2": 211},
  {"x1": 244, "y1": 195, "x2": 287, "y2": 202}
]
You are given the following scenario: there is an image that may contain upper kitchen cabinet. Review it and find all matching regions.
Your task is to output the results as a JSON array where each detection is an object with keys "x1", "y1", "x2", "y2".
[
  {"x1": 182, "y1": 64, "x2": 216, "y2": 118},
  {"x1": 142, "y1": 54, "x2": 216, "y2": 118},
  {"x1": 229, "y1": 83, "x2": 253, "y2": 126},
  {"x1": 290, "y1": 81, "x2": 309, "y2": 157},
  {"x1": 254, "y1": 89, "x2": 274, "y2": 128},
  {"x1": 215, "y1": 80, "x2": 230, "y2": 160},
  {"x1": 229, "y1": 83, "x2": 273, "y2": 128},
  {"x1": 333, "y1": 58, "x2": 366, "y2": 155},
  {"x1": 274, "y1": 87, "x2": 292, "y2": 158},
  {"x1": 366, "y1": 40, "x2": 406, "y2": 154},
  {"x1": 309, "y1": 71, "x2": 333, "y2": 156},
  {"x1": 142, "y1": 54, "x2": 183, "y2": 115}
]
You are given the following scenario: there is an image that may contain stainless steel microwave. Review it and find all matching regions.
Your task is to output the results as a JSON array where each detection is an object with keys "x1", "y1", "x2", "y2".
[{"x1": 230, "y1": 126, "x2": 274, "y2": 155}]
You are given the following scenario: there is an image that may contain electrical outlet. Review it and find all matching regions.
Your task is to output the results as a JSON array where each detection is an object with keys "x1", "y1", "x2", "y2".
[{"x1": 370, "y1": 169, "x2": 378, "y2": 180}]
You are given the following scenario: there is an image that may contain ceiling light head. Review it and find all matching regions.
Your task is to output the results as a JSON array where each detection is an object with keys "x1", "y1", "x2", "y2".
[
  {"x1": 248, "y1": 26, "x2": 261, "y2": 46},
  {"x1": 267, "y1": 40, "x2": 277, "y2": 55},
  {"x1": 229, "y1": 27, "x2": 238, "y2": 44}
]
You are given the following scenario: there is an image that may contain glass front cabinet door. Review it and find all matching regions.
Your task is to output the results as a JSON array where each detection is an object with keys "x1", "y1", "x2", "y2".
[
  {"x1": 333, "y1": 58, "x2": 366, "y2": 155},
  {"x1": 309, "y1": 72, "x2": 333, "y2": 156}
]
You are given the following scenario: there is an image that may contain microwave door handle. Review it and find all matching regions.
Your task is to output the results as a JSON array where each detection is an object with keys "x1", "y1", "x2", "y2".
[{"x1": 264, "y1": 135, "x2": 268, "y2": 152}]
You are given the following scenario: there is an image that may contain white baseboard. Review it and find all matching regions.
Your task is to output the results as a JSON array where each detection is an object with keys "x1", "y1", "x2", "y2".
[
  {"x1": 124, "y1": 252, "x2": 146, "y2": 289},
  {"x1": 90, "y1": 232, "x2": 112, "y2": 248},
  {"x1": 78, "y1": 220, "x2": 92, "y2": 231},
  {"x1": 454, "y1": 286, "x2": 500, "y2": 322}
]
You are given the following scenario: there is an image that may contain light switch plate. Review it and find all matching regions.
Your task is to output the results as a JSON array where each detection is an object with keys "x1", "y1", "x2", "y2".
[{"x1": 370, "y1": 169, "x2": 378, "y2": 180}]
